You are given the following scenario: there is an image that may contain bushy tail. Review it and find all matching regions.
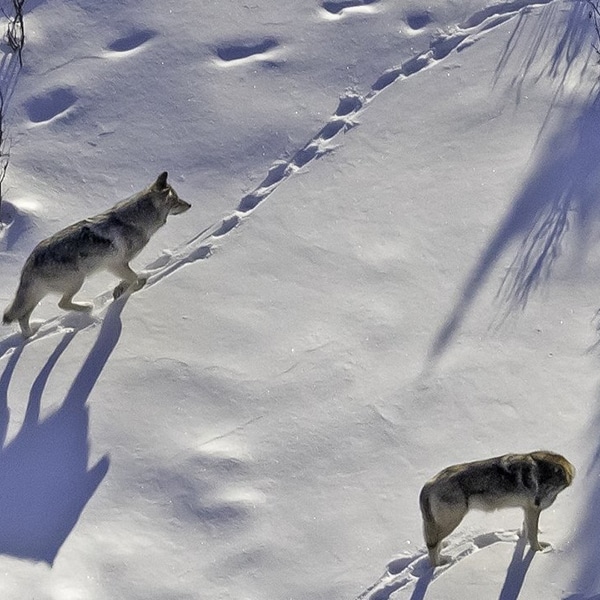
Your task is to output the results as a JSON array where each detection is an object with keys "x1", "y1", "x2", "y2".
[
  {"x1": 3, "y1": 278, "x2": 36, "y2": 324},
  {"x1": 419, "y1": 486, "x2": 439, "y2": 547},
  {"x1": 3, "y1": 300, "x2": 18, "y2": 324}
]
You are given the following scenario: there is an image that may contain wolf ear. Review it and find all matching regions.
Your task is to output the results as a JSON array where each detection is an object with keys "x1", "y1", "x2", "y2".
[{"x1": 152, "y1": 171, "x2": 169, "y2": 191}]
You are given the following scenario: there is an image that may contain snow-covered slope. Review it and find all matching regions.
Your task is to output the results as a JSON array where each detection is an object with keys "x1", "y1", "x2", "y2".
[{"x1": 1, "y1": 0, "x2": 599, "y2": 598}]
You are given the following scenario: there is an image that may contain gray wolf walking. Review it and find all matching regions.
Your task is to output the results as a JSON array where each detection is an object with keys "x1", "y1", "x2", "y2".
[
  {"x1": 419, "y1": 451, "x2": 575, "y2": 567},
  {"x1": 3, "y1": 172, "x2": 191, "y2": 337}
]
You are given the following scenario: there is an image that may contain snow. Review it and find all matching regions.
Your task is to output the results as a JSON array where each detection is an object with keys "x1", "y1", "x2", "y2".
[{"x1": 1, "y1": 0, "x2": 600, "y2": 598}]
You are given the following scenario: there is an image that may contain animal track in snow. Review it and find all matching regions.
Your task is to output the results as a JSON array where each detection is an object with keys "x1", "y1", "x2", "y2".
[
  {"x1": 212, "y1": 214, "x2": 241, "y2": 238},
  {"x1": 461, "y1": 0, "x2": 551, "y2": 28},
  {"x1": 237, "y1": 92, "x2": 362, "y2": 214},
  {"x1": 356, "y1": 530, "x2": 520, "y2": 600},
  {"x1": 335, "y1": 94, "x2": 363, "y2": 116},
  {"x1": 321, "y1": 0, "x2": 380, "y2": 15},
  {"x1": 25, "y1": 87, "x2": 77, "y2": 124},
  {"x1": 214, "y1": 38, "x2": 279, "y2": 63},
  {"x1": 0, "y1": 0, "x2": 557, "y2": 353},
  {"x1": 405, "y1": 11, "x2": 432, "y2": 30},
  {"x1": 107, "y1": 29, "x2": 157, "y2": 53}
]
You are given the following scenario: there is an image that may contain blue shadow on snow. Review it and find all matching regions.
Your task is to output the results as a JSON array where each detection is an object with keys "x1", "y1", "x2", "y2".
[
  {"x1": 429, "y1": 90, "x2": 600, "y2": 362},
  {"x1": 0, "y1": 298, "x2": 126, "y2": 564},
  {"x1": 563, "y1": 385, "x2": 600, "y2": 598},
  {"x1": 428, "y1": 3, "x2": 600, "y2": 363}
]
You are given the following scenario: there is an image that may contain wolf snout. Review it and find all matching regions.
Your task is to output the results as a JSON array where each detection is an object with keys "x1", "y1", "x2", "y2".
[{"x1": 173, "y1": 199, "x2": 191, "y2": 214}]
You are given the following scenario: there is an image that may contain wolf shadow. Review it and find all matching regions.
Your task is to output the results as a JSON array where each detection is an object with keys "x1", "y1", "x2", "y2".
[{"x1": 0, "y1": 298, "x2": 125, "y2": 564}]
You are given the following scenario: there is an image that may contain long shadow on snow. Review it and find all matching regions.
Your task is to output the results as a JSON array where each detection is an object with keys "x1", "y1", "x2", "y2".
[
  {"x1": 429, "y1": 91, "x2": 600, "y2": 362},
  {"x1": 403, "y1": 534, "x2": 532, "y2": 600},
  {"x1": 407, "y1": 568, "x2": 433, "y2": 600},
  {"x1": 497, "y1": 534, "x2": 534, "y2": 600},
  {"x1": 564, "y1": 387, "x2": 600, "y2": 598},
  {"x1": 0, "y1": 298, "x2": 126, "y2": 564},
  {"x1": 494, "y1": 1, "x2": 594, "y2": 104},
  {"x1": 428, "y1": 4, "x2": 600, "y2": 363}
]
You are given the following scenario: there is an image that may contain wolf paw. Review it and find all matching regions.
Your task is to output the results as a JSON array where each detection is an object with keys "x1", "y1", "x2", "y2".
[
  {"x1": 113, "y1": 277, "x2": 147, "y2": 299},
  {"x1": 436, "y1": 553, "x2": 453, "y2": 566},
  {"x1": 132, "y1": 276, "x2": 147, "y2": 292},
  {"x1": 534, "y1": 541, "x2": 553, "y2": 553},
  {"x1": 113, "y1": 281, "x2": 128, "y2": 299}
]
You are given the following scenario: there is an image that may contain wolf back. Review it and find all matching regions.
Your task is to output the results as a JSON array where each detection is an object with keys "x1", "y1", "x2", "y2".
[
  {"x1": 419, "y1": 451, "x2": 575, "y2": 567},
  {"x1": 3, "y1": 171, "x2": 191, "y2": 337}
]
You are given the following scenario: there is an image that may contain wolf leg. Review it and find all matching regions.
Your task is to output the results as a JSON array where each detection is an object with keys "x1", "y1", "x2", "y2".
[
  {"x1": 423, "y1": 518, "x2": 443, "y2": 567},
  {"x1": 424, "y1": 506, "x2": 467, "y2": 567},
  {"x1": 524, "y1": 506, "x2": 550, "y2": 552},
  {"x1": 18, "y1": 310, "x2": 35, "y2": 338},
  {"x1": 58, "y1": 278, "x2": 93, "y2": 313},
  {"x1": 110, "y1": 263, "x2": 147, "y2": 299}
]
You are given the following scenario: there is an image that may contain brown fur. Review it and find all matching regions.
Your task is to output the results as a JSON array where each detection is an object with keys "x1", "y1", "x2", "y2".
[{"x1": 419, "y1": 451, "x2": 575, "y2": 566}]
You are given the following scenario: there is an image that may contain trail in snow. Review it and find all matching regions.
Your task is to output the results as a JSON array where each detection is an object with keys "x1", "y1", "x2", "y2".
[
  {"x1": 0, "y1": 0, "x2": 557, "y2": 356},
  {"x1": 356, "y1": 530, "x2": 522, "y2": 600}
]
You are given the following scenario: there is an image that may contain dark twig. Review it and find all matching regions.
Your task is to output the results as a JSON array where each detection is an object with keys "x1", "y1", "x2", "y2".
[
  {"x1": 0, "y1": 0, "x2": 26, "y2": 223},
  {"x1": 5, "y1": 0, "x2": 25, "y2": 67},
  {"x1": 587, "y1": 0, "x2": 600, "y2": 56},
  {"x1": 0, "y1": 88, "x2": 10, "y2": 213}
]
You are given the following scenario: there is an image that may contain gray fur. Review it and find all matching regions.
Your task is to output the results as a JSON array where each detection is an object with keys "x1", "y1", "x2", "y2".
[
  {"x1": 419, "y1": 450, "x2": 575, "y2": 567},
  {"x1": 3, "y1": 172, "x2": 191, "y2": 337}
]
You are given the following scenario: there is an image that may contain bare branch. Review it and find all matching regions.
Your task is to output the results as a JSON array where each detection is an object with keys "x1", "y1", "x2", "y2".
[
  {"x1": 0, "y1": 1, "x2": 26, "y2": 223},
  {"x1": 5, "y1": 0, "x2": 25, "y2": 66},
  {"x1": 588, "y1": 0, "x2": 600, "y2": 56}
]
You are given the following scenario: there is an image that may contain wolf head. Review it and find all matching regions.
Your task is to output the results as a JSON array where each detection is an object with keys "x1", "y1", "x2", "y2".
[
  {"x1": 151, "y1": 172, "x2": 191, "y2": 215},
  {"x1": 532, "y1": 450, "x2": 576, "y2": 491}
]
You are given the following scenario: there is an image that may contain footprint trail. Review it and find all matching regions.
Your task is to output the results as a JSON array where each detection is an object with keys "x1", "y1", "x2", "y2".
[
  {"x1": 357, "y1": 530, "x2": 521, "y2": 600},
  {"x1": 214, "y1": 38, "x2": 279, "y2": 63},
  {"x1": 0, "y1": 0, "x2": 557, "y2": 355},
  {"x1": 321, "y1": 0, "x2": 380, "y2": 15}
]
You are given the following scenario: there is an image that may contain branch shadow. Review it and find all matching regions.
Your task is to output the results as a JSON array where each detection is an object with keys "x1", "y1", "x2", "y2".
[
  {"x1": 0, "y1": 50, "x2": 22, "y2": 109},
  {"x1": 495, "y1": 1, "x2": 595, "y2": 104},
  {"x1": 427, "y1": 3, "x2": 600, "y2": 364},
  {"x1": 565, "y1": 385, "x2": 600, "y2": 598},
  {"x1": 0, "y1": 297, "x2": 126, "y2": 564},
  {"x1": 429, "y1": 89, "x2": 600, "y2": 362}
]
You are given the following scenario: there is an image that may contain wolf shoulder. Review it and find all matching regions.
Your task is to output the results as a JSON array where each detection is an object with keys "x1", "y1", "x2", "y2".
[
  {"x1": 422, "y1": 451, "x2": 574, "y2": 511},
  {"x1": 25, "y1": 218, "x2": 117, "y2": 273}
]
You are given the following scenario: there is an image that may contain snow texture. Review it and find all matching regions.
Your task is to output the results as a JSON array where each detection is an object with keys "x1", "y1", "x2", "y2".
[{"x1": 0, "y1": 0, "x2": 600, "y2": 598}]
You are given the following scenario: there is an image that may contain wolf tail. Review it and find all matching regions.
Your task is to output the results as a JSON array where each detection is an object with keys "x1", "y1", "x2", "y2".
[
  {"x1": 3, "y1": 299, "x2": 18, "y2": 324},
  {"x1": 3, "y1": 277, "x2": 38, "y2": 324},
  {"x1": 4, "y1": 298, "x2": 21, "y2": 324},
  {"x1": 419, "y1": 485, "x2": 439, "y2": 547}
]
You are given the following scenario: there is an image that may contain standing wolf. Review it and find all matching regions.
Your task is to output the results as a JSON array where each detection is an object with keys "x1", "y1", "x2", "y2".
[
  {"x1": 419, "y1": 451, "x2": 575, "y2": 567},
  {"x1": 3, "y1": 172, "x2": 191, "y2": 337}
]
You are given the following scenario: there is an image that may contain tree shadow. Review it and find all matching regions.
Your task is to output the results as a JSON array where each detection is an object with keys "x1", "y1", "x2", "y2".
[
  {"x1": 428, "y1": 3, "x2": 600, "y2": 364},
  {"x1": 565, "y1": 385, "x2": 600, "y2": 598},
  {"x1": 495, "y1": 1, "x2": 595, "y2": 104},
  {"x1": 0, "y1": 298, "x2": 126, "y2": 564},
  {"x1": 429, "y1": 89, "x2": 600, "y2": 362}
]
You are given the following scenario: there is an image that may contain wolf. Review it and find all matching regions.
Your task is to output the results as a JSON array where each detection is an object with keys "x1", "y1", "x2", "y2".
[
  {"x1": 3, "y1": 171, "x2": 191, "y2": 337},
  {"x1": 419, "y1": 450, "x2": 575, "y2": 567}
]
